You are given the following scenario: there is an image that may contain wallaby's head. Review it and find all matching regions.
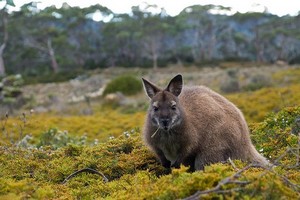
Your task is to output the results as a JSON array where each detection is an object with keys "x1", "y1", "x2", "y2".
[{"x1": 142, "y1": 74, "x2": 183, "y2": 131}]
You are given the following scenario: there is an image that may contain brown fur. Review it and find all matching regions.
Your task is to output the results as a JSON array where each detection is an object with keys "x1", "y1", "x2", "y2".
[{"x1": 142, "y1": 74, "x2": 269, "y2": 171}]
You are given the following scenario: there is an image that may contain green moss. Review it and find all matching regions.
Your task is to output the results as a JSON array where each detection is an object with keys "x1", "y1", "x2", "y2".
[{"x1": 1, "y1": 106, "x2": 300, "y2": 199}]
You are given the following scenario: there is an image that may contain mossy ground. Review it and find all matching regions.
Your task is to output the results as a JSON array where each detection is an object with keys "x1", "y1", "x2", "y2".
[
  {"x1": 1, "y1": 105, "x2": 300, "y2": 199},
  {"x1": 1, "y1": 66, "x2": 300, "y2": 199},
  {"x1": 0, "y1": 109, "x2": 145, "y2": 145}
]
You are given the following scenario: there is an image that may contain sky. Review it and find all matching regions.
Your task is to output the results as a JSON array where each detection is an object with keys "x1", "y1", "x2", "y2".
[{"x1": 3, "y1": 0, "x2": 300, "y2": 17}]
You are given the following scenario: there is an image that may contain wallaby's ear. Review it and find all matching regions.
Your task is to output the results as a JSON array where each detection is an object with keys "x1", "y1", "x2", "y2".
[
  {"x1": 142, "y1": 78, "x2": 161, "y2": 99},
  {"x1": 166, "y1": 74, "x2": 183, "y2": 96}
]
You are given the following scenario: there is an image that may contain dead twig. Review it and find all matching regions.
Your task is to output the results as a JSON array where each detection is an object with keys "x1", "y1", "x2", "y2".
[
  {"x1": 297, "y1": 132, "x2": 300, "y2": 166},
  {"x1": 62, "y1": 168, "x2": 109, "y2": 184},
  {"x1": 258, "y1": 164, "x2": 300, "y2": 192},
  {"x1": 228, "y1": 157, "x2": 239, "y2": 171}
]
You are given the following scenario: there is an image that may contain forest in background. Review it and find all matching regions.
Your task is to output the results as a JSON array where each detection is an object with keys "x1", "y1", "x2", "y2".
[{"x1": 0, "y1": 2, "x2": 300, "y2": 78}]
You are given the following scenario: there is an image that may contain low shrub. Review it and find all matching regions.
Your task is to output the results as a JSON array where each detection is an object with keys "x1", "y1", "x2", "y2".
[
  {"x1": 37, "y1": 128, "x2": 88, "y2": 149},
  {"x1": 103, "y1": 75, "x2": 142, "y2": 96},
  {"x1": 220, "y1": 78, "x2": 240, "y2": 93},
  {"x1": 0, "y1": 74, "x2": 23, "y2": 104},
  {"x1": 226, "y1": 83, "x2": 300, "y2": 122},
  {"x1": 1, "y1": 106, "x2": 300, "y2": 199},
  {"x1": 23, "y1": 70, "x2": 83, "y2": 85},
  {"x1": 242, "y1": 74, "x2": 271, "y2": 91}
]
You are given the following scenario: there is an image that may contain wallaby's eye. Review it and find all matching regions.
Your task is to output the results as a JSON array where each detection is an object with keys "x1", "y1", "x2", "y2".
[
  {"x1": 153, "y1": 106, "x2": 159, "y2": 112},
  {"x1": 171, "y1": 101, "x2": 177, "y2": 110},
  {"x1": 171, "y1": 105, "x2": 176, "y2": 110}
]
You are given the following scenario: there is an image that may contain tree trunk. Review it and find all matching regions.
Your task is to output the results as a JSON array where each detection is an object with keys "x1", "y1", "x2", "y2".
[
  {"x1": 0, "y1": 44, "x2": 6, "y2": 76},
  {"x1": 149, "y1": 38, "x2": 158, "y2": 70},
  {"x1": 254, "y1": 28, "x2": 264, "y2": 62},
  {"x1": 0, "y1": 10, "x2": 8, "y2": 76},
  {"x1": 47, "y1": 38, "x2": 59, "y2": 73}
]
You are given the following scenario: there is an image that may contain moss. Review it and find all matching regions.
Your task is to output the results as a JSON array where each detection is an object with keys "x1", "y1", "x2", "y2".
[{"x1": 1, "y1": 105, "x2": 300, "y2": 199}]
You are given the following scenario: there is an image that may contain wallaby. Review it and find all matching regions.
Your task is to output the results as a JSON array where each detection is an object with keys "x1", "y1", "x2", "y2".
[{"x1": 142, "y1": 74, "x2": 269, "y2": 171}]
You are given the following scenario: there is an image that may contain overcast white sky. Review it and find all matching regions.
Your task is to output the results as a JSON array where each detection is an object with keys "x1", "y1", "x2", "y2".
[{"x1": 4, "y1": 0, "x2": 300, "y2": 17}]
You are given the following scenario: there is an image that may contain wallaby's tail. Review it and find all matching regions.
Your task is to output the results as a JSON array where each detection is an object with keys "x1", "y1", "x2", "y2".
[{"x1": 249, "y1": 145, "x2": 271, "y2": 167}]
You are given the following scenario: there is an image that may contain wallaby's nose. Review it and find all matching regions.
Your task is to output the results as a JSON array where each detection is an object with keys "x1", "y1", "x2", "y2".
[{"x1": 160, "y1": 119, "x2": 170, "y2": 129}]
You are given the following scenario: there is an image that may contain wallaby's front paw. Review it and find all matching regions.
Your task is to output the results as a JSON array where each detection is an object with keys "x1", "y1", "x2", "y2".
[
  {"x1": 171, "y1": 161, "x2": 180, "y2": 168},
  {"x1": 162, "y1": 160, "x2": 171, "y2": 168}
]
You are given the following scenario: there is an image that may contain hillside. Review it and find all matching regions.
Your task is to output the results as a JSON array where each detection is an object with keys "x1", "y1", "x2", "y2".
[{"x1": 1, "y1": 4, "x2": 300, "y2": 76}]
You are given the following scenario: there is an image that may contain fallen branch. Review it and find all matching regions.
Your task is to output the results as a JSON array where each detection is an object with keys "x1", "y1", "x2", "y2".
[
  {"x1": 258, "y1": 162, "x2": 300, "y2": 192},
  {"x1": 184, "y1": 142, "x2": 300, "y2": 200},
  {"x1": 62, "y1": 168, "x2": 109, "y2": 184}
]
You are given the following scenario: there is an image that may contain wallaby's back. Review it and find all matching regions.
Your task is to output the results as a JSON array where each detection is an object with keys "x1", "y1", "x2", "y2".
[{"x1": 179, "y1": 86, "x2": 268, "y2": 167}]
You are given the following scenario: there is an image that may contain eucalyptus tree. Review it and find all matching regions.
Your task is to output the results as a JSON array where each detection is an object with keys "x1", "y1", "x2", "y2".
[
  {"x1": 255, "y1": 15, "x2": 300, "y2": 63},
  {"x1": 177, "y1": 5, "x2": 232, "y2": 63},
  {"x1": 0, "y1": 6, "x2": 8, "y2": 75},
  {"x1": 136, "y1": 5, "x2": 171, "y2": 69},
  {"x1": 52, "y1": 4, "x2": 112, "y2": 69},
  {"x1": 0, "y1": 0, "x2": 14, "y2": 76}
]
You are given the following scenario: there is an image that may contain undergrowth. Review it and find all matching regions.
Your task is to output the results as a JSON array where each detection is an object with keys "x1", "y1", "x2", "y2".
[
  {"x1": 0, "y1": 106, "x2": 299, "y2": 199},
  {"x1": 227, "y1": 83, "x2": 300, "y2": 122},
  {"x1": 0, "y1": 108, "x2": 145, "y2": 145}
]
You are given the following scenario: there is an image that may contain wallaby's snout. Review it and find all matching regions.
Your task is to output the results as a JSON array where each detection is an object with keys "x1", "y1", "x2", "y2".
[{"x1": 160, "y1": 118, "x2": 171, "y2": 130}]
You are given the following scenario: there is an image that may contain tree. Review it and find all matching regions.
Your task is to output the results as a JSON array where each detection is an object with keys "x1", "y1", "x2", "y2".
[
  {"x1": 0, "y1": 7, "x2": 8, "y2": 75},
  {"x1": 18, "y1": 4, "x2": 61, "y2": 73},
  {"x1": 137, "y1": 5, "x2": 170, "y2": 69},
  {"x1": 177, "y1": 5, "x2": 230, "y2": 63},
  {"x1": 0, "y1": 0, "x2": 15, "y2": 76}
]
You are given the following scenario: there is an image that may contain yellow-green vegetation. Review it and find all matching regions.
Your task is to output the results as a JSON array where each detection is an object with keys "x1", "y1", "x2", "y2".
[
  {"x1": 224, "y1": 66, "x2": 300, "y2": 122},
  {"x1": 272, "y1": 67, "x2": 300, "y2": 85},
  {"x1": 0, "y1": 106, "x2": 300, "y2": 199},
  {"x1": 1, "y1": 66, "x2": 300, "y2": 199},
  {"x1": 227, "y1": 84, "x2": 300, "y2": 122},
  {"x1": 1, "y1": 109, "x2": 145, "y2": 145}
]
